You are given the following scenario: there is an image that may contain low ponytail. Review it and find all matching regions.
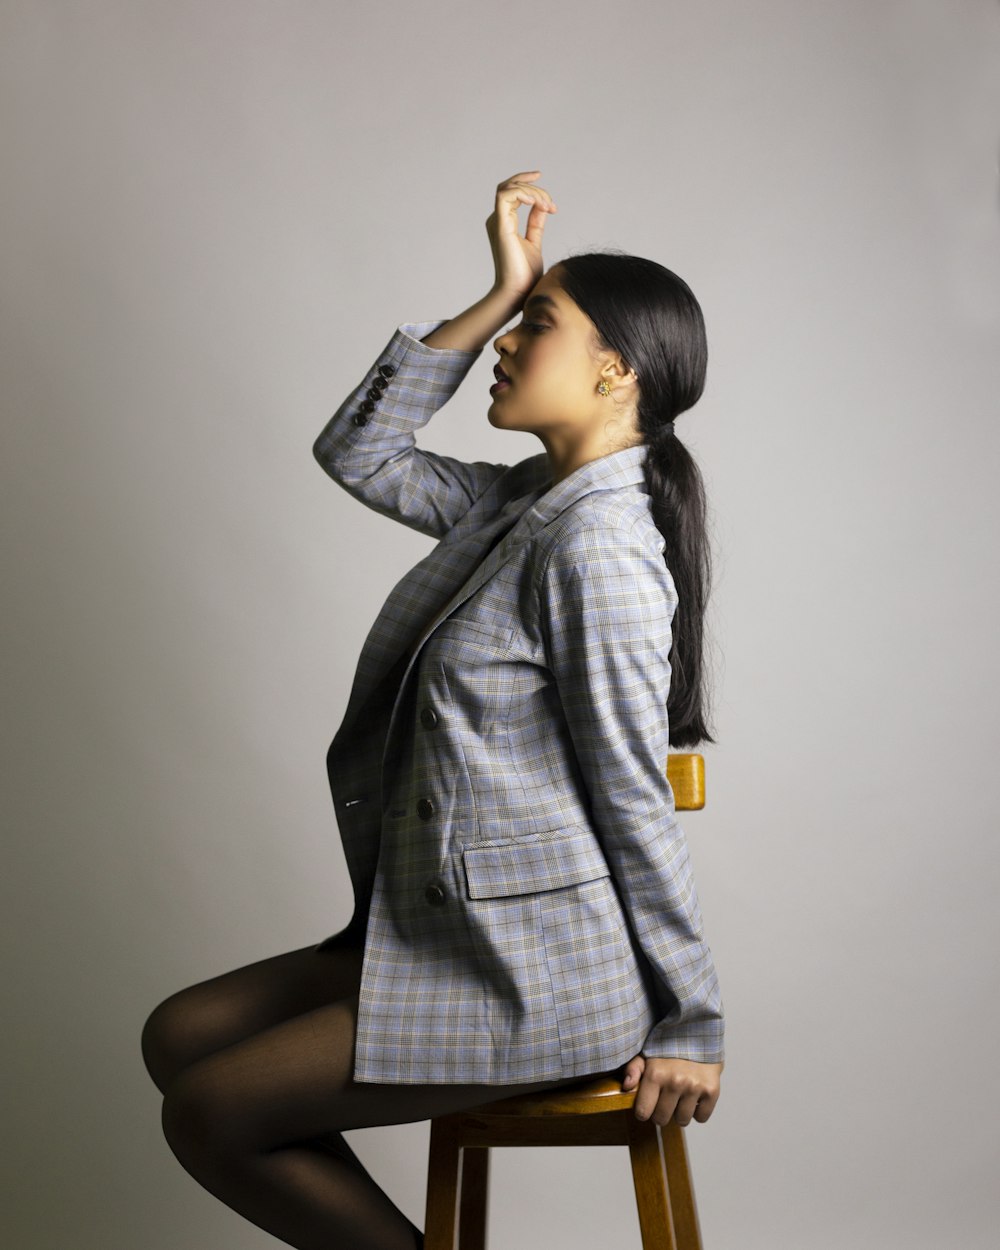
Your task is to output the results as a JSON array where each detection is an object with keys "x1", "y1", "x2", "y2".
[
  {"x1": 555, "y1": 250, "x2": 717, "y2": 748},
  {"x1": 641, "y1": 428, "x2": 716, "y2": 747}
]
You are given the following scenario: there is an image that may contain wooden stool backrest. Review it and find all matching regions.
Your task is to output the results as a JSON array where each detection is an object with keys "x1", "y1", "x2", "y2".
[{"x1": 666, "y1": 752, "x2": 704, "y2": 811}]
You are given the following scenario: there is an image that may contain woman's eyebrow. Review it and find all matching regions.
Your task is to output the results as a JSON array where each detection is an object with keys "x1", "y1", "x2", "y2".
[{"x1": 523, "y1": 294, "x2": 558, "y2": 315}]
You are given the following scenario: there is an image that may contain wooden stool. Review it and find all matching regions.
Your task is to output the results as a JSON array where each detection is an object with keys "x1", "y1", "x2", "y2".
[{"x1": 424, "y1": 754, "x2": 708, "y2": 1250}]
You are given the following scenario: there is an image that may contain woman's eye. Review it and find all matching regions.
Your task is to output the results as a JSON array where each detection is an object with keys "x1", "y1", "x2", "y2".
[{"x1": 521, "y1": 323, "x2": 546, "y2": 334}]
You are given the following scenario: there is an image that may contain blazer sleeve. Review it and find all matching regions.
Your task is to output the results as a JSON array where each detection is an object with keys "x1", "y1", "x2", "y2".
[
  {"x1": 312, "y1": 320, "x2": 510, "y2": 539},
  {"x1": 539, "y1": 519, "x2": 725, "y2": 1064}
]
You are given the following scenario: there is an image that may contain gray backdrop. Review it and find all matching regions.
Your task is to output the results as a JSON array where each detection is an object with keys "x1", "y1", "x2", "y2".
[{"x1": 2, "y1": 2, "x2": 998, "y2": 1247}]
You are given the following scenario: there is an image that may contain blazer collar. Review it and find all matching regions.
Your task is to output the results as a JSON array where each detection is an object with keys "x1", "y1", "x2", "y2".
[{"x1": 521, "y1": 442, "x2": 650, "y2": 535}]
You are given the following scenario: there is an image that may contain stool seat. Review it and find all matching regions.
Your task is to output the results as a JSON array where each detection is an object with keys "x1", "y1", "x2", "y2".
[{"x1": 469, "y1": 1072, "x2": 637, "y2": 1116}]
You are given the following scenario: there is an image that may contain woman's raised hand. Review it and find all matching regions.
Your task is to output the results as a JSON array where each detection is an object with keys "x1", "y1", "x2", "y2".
[{"x1": 486, "y1": 170, "x2": 558, "y2": 305}]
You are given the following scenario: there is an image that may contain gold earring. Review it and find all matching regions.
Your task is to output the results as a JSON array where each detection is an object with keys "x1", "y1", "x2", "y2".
[{"x1": 597, "y1": 380, "x2": 612, "y2": 396}]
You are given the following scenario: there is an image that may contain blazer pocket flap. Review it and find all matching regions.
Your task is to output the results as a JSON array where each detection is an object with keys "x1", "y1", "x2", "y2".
[{"x1": 463, "y1": 829, "x2": 611, "y2": 900}]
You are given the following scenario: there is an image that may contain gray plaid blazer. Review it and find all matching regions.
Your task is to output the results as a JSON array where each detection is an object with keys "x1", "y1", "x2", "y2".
[{"x1": 312, "y1": 320, "x2": 725, "y2": 1084}]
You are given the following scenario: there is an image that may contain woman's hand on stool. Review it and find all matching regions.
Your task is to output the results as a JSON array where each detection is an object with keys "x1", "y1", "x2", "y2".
[{"x1": 621, "y1": 1054, "x2": 724, "y2": 1127}]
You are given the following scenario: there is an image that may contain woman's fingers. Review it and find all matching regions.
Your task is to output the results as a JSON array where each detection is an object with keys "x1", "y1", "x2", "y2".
[
  {"x1": 497, "y1": 171, "x2": 558, "y2": 216},
  {"x1": 693, "y1": 1084, "x2": 721, "y2": 1122},
  {"x1": 495, "y1": 190, "x2": 555, "y2": 247},
  {"x1": 672, "y1": 1089, "x2": 704, "y2": 1128},
  {"x1": 621, "y1": 1054, "x2": 646, "y2": 1090},
  {"x1": 632, "y1": 1058, "x2": 723, "y2": 1126},
  {"x1": 499, "y1": 170, "x2": 549, "y2": 194},
  {"x1": 522, "y1": 198, "x2": 549, "y2": 252},
  {"x1": 632, "y1": 1072, "x2": 664, "y2": 1122}
]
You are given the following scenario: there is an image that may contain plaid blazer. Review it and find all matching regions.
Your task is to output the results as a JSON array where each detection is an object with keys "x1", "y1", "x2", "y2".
[{"x1": 312, "y1": 320, "x2": 725, "y2": 1084}]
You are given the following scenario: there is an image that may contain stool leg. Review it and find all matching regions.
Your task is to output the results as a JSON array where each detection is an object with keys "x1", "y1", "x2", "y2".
[
  {"x1": 661, "y1": 1123, "x2": 703, "y2": 1250},
  {"x1": 457, "y1": 1146, "x2": 490, "y2": 1250},
  {"x1": 626, "y1": 1114, "x2": 678, "y2": 1250},
  {"x1": 425, "y1": 1117, "x2": 463, "y2": 1250}
]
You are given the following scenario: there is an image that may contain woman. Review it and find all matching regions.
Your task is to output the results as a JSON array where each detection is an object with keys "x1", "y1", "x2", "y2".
[{"x1": 141, "y1": 169, "x2": 725, "y2": 1250}]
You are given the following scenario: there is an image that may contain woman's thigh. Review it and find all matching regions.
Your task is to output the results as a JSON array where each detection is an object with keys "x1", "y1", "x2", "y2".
[
  {"x1": 141, "y1": 937, "x2": 365, "y2": 1093},
  {"x1": 161, "y1": 991, "x2": 591, "y2": 1157}
]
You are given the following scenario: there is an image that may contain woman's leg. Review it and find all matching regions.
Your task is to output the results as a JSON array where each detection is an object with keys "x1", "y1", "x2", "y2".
[
  {"x1": 141, "y1": 939, "x2": 377, "y2": 1198},
  {"x1": 158, "y1": 990, "x2": 583, "y2": 1250},
  {"x1": 140, "y1": 939, "x2": 365, "y2": 1094}
]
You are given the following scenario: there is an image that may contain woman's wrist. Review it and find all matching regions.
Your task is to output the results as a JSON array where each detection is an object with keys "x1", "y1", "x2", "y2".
[{"x1": 420, "y1": 285, "x2": 526, "y2": 352}]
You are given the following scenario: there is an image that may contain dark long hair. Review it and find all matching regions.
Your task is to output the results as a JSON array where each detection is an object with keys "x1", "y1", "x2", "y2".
[{"x1": 555, "y1": 250, "x2": 717, "y2": 748}]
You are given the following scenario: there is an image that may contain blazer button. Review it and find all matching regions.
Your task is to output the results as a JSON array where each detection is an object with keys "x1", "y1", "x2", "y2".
[
  {"x1": 352, "y1": 412, "x2": 368, "y2": 426},
  {"x1": 419, "y1": 706, "x2": 439, "y2": 729},
  {"x1": 378, "y1": 364, "x2": 395, "y2": 378},
  {"x1": 366, "y1": 386, "x2": 383, "y2": 402},
  {"x1": 416, "y1": 797, "x2": 435, "y2": 820},
  {"x1": 424, "y1": 883, "x2": 446, "y2": 906},
  {"x1": 359, "y1": 398, "x2": 376, "y2": 413}
]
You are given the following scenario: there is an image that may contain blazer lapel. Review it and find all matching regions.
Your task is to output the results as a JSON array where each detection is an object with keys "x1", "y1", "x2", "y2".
[
  {"x1": 330, "y1": 479, "x2": 544, "y2": 744},
  {"x1": 333, "y1": 444, "x2": 651, "y2": 749}
]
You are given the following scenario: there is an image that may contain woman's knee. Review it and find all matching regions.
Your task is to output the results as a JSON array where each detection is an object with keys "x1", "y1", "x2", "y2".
[
  {"x1": 141, "y1": 944, "x2": 365, "y2": 1095},
  {"x1": 141, "y1": 977, "x2": 242, "y2": 1095},
  {"x1": 140, "y1": 988, "x2": 201, "y2": 1094}
]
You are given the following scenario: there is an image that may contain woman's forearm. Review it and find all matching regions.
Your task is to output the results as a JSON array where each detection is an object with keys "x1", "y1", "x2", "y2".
[{"x1": 421, "y1": 286, "x2": 525, "y2": 352}]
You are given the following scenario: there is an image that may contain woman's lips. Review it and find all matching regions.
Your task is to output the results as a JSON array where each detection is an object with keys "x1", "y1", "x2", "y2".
[{"x1": 489, "y1": 379, "x2": 511, "y2": 394}]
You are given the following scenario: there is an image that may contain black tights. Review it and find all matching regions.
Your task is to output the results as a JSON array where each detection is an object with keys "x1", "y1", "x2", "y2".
[{"x1": 140, "y1": 939, "x2": 585, "y2": 1250}]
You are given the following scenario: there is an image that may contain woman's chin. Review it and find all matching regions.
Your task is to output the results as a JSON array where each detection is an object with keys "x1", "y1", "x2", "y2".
[{"x1": 488, "y1": 406, "x2": 532, "y2": 436}]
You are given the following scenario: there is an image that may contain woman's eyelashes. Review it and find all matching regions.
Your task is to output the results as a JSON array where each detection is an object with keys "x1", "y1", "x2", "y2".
[{"x1": 520, "y1": 322, "x2": 547, "y2": 334}]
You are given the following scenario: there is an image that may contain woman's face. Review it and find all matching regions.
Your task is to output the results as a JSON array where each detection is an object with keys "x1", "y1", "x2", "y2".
[{"x1": 489, "y1": 266, "x2": 638, "y2": 466}]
